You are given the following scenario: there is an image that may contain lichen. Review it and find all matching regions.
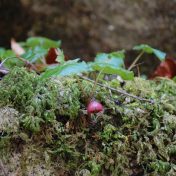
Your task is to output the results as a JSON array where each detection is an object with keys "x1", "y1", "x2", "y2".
[{"x1": 0, "y1": 106, "x2": 19, "y2": 133}]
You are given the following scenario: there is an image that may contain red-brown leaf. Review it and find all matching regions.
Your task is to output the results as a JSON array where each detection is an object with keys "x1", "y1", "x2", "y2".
[
  {"x1": 152, "y1": 58, "x2": 176, "y2": 78},
  {"x1": 45, "y1": 48, "x2": 58, "y2": 64}
]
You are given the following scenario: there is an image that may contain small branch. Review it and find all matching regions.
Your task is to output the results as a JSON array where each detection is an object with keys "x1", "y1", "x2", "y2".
[
  {"x1": 16, "y1": 56, "x2": 39, "y2": 73},
  {"x1": 79, "y1": 75, "x2": 154, "y2": 104},
  {"x1": 128, "y1": 51, "x2": 144, "y2": 71},
  {"x1": 90, "y1": 69, "x2": 104, "y2": 98}
]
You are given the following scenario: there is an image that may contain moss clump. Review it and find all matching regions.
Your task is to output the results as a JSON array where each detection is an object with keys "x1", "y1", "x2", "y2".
[
  {"x1": 0, "y1": 68, "x2": 176, "y2": 176},
  {"x1": 0, "y1": 67, "x2": 58, "y2": 132},
  {"x1": 55, "y1": 77, "x2": 81, "y2": 119}
]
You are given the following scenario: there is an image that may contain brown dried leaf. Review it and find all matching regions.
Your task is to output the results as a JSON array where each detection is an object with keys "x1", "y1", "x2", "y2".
[{"x1": 11, "y1": 38, "x2": 25, "y2": 56}]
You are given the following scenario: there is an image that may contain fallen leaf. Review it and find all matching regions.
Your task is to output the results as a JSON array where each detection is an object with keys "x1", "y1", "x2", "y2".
[
  {"x1": 45, "y1": 48, "x2": 59, "y2": 64},
  {"x1": 152, "y1": 58, "x2": 176, "y2": 78},
  {"x1": 11, "y1": 38, "x2": 25, "y2": 56}
]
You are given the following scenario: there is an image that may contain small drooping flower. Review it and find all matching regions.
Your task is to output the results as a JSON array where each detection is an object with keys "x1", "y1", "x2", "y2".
[{"x1": 87, "y1": 100, "x2": 103, "y2": 114}]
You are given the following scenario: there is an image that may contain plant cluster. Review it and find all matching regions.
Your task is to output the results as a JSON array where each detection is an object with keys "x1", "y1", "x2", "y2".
[{"x1": 0, "y1": 37, "x2": 175, "y2": 176}]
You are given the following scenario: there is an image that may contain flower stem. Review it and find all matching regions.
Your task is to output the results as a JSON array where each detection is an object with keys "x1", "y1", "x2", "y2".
[{"x1": 128, "y1": 51, "x2": 144, "y2": 71}]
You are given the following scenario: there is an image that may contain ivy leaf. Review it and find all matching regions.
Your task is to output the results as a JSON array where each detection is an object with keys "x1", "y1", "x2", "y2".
[
  {"x1": 91, "y1": 63, "x2": 134, "y2": 80},
  {"x1": 41, "y1": 59, "x2": 90, "y2": 79},
  {"x1": 26, "y1": 37, "x2": 61, "y2": 49},
  {"x1": 95, "y1": 50, "x2": 125, "y2": 67},
  {"x1": 133, "y1": 44, "x2": 166, "y2": 61}
]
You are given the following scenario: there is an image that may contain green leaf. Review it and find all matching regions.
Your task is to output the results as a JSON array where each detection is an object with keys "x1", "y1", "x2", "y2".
[
  {"x1": 95, "y1": 50, "x2": 125, "y2": 67},
  {"x1": 0, "y1": 49, "x2": 23, "y2": 68},
  {"x1": 133, "y1": 44, "x2": 153, "y2": 53},
  {"x1": 91, "y1": 63, "x2": 134, "y2": 80},
  {"x1": 93, "y1": 50, "x2": 133, "y2": 80},
  {"x1": 26, "y1": 37, "x2": 61, "y2": 49},
  {"x1": 110, "y1": 50, "x2": 125, "y2": 59},
  {"x1": 0, "y1": 48, "x2": 16, "y2": 59},
  {"x1": 133, "y1": 44, "x2": 166, "y2": 61},
  {"x1": 22, "y1": 47, "x2": 48, "y2": 63},
  {"x1": 41, "y1": 60, "x2": 90, "y2": 79},
  {"x1": 58, "y1": 62, "x2": 89, "y2": 76},
  {"x1": 153, "y1": 49, "x2": 166, "y2": 61}
]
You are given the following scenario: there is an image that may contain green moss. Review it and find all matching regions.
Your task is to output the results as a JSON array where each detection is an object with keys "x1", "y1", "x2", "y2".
[
  {"x1": 0, "y1": 69, "x2": 176, "y2": 175},
  {"x1": 0, "y1": 67, "x2": 58, "y2": 132},
  {"x1": 55, "y1": 77, "x2": 81, "y2": 119}
]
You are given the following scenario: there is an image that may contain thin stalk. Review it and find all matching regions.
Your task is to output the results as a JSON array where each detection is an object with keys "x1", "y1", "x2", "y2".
[
  {"x1": 16, "y1": 56, "x2": 39, "y2": 73},
  {"x1": 128, "y1": 51, "x2": 144, "y2": 71},
  {"x1": 90, "y1": 69, "x2": 104, "y2": 98}
]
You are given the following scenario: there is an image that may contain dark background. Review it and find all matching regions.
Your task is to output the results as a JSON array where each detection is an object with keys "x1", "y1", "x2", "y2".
[{"x1": 0, "y1": 0, "x2": 176, "y2": 60}]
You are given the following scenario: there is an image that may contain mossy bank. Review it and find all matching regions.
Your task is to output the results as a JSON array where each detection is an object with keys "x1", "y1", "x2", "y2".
[{"x1": 0, "y1": 67, "x2": 176, "y2": 176}]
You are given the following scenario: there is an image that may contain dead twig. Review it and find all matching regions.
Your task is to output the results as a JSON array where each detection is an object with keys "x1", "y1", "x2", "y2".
[
  {"x1": 15, "y1": 56, "x2": 40, "y2": 73},
  {"x1": 79, "y1": 75, "x2": 154, "y2": 104},
  {"x1": 128, "y1": 51, "x2": 144, "y2": 71}
]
